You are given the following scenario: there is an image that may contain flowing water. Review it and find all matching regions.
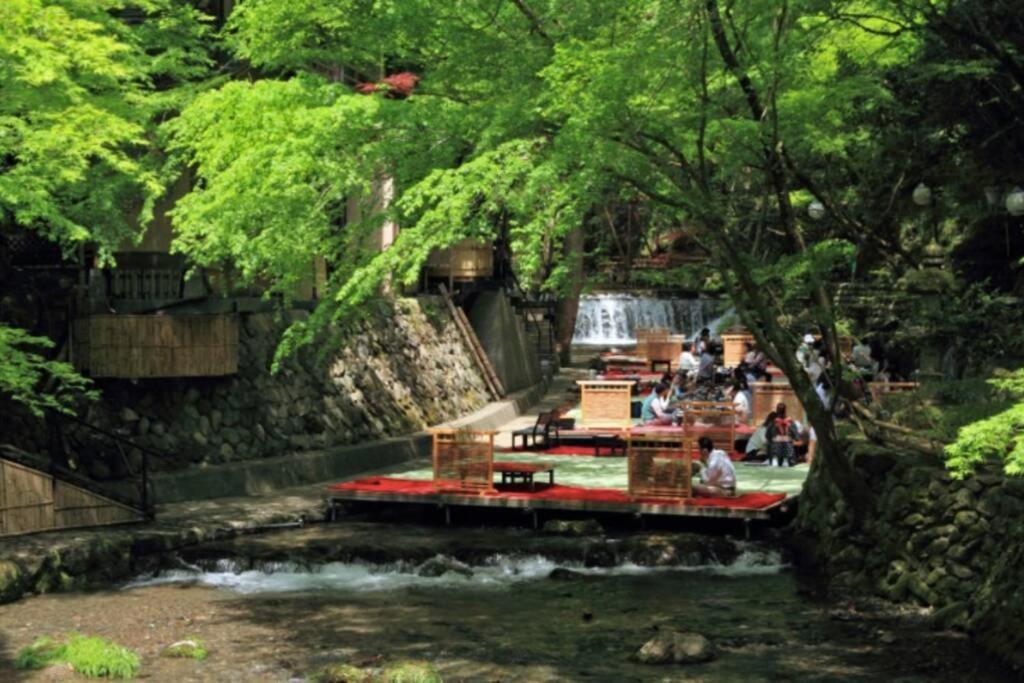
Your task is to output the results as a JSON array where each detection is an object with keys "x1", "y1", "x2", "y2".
[
  {"x1": 0, "y1": 525, "x2": 1012, "y2": 682},
  {"x1": 572, "y1": 294, "x2": 728, "y2": 345}
]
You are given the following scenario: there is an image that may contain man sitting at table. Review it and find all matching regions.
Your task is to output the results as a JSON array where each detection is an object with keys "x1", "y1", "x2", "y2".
[
  {"x1": 694, "y1": 436, "x2": 737, "y2": 497},
  {"x1": 641, "y1": 381, "x2": 674, "y2": 425}
]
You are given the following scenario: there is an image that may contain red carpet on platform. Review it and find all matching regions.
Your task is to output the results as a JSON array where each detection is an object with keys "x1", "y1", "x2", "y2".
[
  {"x1": 497, "y1": 445, "x2": 624, "y2": 457},
  {"x1": 329, "y1": 477, "x2": 787, "y2": 510},
  {"x1": 498, "y1": 445, "x2": 747, "y2": 461}
]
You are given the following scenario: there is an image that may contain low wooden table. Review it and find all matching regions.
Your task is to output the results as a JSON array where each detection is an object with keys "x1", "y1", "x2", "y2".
[
  {"x1": 493, "y1": 461, "x2": 558, "y2": 491},
  {"x1": 557, "y1": 430, "x2": 628, "y2": 456}
]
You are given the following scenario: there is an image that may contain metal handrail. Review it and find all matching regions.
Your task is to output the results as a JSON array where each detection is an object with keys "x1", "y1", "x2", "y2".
[{"x1": 55, "y1": 413, "x2": 156, "y2": 519}]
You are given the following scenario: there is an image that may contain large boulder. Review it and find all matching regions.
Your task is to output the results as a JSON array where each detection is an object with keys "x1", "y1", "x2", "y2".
[{"x1": 634, "y1": 630, "x2": 716, "y2": 665}]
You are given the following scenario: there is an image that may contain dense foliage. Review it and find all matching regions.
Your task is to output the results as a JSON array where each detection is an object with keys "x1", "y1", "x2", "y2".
[
  {"x1": 0, "y1": 0, "x2": 211, "y2": 413},
  {"x1": 3, "y1": 1, "x2": 1023, "y2": 484},
  {"x1": 945, "y1": 370, "x2": 1024, "y2": 478}
]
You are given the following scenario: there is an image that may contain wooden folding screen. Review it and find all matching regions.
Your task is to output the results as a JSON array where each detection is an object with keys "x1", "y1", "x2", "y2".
[
  {"x1": 635, "y1": 327, "x2": 670, "y2": 359},
  {"x1": 680, "y1": 402, "x2": 737, "y2": 453},
  {"x1": 577, "y1": 381, "x2": 634, "y2": 427},
  {"x1": 644, "y1": 340, "x2": 679, "y2": 372},
  {"x1": 430, "y1": 429, "x2": 496, "y2": 494},
  {"x1": 721, "y1": 332, "x2": 755, "y2": 368},
  {"x1": 627, "y1": 434, "x2": 693, "y2": 501},
  {"x1": 750, "y1": 382, "x2": 806, "y2": 425}
]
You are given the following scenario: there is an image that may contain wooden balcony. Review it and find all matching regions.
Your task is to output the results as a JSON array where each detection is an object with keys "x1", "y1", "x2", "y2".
[{"x1": 72, "y1": 313, "x2": 239, "y2": 379}]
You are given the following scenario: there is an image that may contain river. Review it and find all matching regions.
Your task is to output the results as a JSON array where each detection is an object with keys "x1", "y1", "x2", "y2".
[{"x1": 0, "y1": 523, "x2": 1013, "y2": 682}]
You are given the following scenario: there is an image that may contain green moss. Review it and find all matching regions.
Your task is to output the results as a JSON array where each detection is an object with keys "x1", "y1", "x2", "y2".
[
  {"x1": 313, "y1": 662, "x2": 369, "y2": 682},
  {"x1": 14, "y1": 633, "x2": 140, "y2": 679},
  {"x1": 380, "y1": 660, "x2": 443, "y2": 683},
  {"x1": 160, "y1": 637, "x2": 208, "y2": 661}
]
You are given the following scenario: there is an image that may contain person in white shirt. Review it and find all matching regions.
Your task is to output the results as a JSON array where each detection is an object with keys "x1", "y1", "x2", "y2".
[
  {"x1": 694, "y1": 436, "x2": 737, "y2": 497},
  {"x1": 677, "y1": 341, "x2": 698, "y2": 381},
  {"x1": 694, "y1": 328, "x2": 711, "y2": 356},
  {"x1": 744, "y1": 411, "x2": 776, "y2": 461},
  {"x1": 729, "y1": 379, "x2": 752, "y2": 424},
  {"x1": 796, "y1": 333, "x2": 815, "y2": 369}
]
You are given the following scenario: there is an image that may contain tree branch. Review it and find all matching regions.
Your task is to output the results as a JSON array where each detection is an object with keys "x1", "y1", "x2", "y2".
[{"x1": 508, "y1": 0, "x2": 555, "y2": 46}]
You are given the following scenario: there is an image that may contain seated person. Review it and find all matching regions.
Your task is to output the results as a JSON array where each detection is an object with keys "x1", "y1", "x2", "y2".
[
  {"x1": 693, "y1": 436, "x2": 737, "y2": 497},
  {"x1": 743, "y1": 411, "x2": 776, "y2": 461},
  {"x1": 677, "y1": 342, "x2": 698, "y2": 381},
  {"x1": 641, "y1": 381, "x2": 674, "y2": 425},
  {"x1": 727, "y1": 378, "x2": 752, "y2": 425},
  {"x1": 695, "y1": 328, "x2": 711, "y2": 356},
  {"x1": 740, "y1": 341, "x2": 769, "y2": 383},
  {"x1": 766, "y1": 402, "x2": 801, "y2": 467}
]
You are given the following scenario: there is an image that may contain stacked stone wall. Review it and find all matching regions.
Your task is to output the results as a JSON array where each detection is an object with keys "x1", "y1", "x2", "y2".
[
  {"x1": 3, "y1": 297, "x2": 490, "y2": 479},
  {"x1": 794, "y1": 441, "x2": 1024, "y2": 670}
]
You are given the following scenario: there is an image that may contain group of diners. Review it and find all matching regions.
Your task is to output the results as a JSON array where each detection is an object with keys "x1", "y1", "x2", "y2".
[{"x1": 638, "y1": 329, "x2": 820, "y2": 468}]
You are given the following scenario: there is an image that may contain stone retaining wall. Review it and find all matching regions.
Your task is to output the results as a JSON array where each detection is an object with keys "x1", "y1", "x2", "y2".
[
  {"x1": 4, "y1": 297, "x2": 490, "y2": 480},
  {"x1": 793, "y1": 441, "x2": 1024, "y2": 671}
]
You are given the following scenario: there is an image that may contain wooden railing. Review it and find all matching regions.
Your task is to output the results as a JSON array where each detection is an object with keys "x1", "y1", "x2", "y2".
[{"x1": 0, "y1": 440, "x2": 149, "y2": 537}]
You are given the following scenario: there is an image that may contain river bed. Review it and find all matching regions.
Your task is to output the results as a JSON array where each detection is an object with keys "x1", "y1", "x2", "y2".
[{"x1": 0, "y1": 523, "x2": 1013, "y2": 682}]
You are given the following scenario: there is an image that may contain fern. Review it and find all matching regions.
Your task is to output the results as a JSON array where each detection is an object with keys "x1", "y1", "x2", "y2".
[
  {"x1": 14, "y1": 633, "x2": 140, "y2": 679},
  {"x1": 945, "y1": 370, "x2": 1024, "y2": 479}
]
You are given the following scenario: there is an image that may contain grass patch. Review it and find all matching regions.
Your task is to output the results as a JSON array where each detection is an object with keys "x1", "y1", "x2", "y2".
[
  {"x1": 380, "y1": 660, "x2": 444, "y2": 683},
  {"x1": 14, "y1": 633, "x2": 140, "y2": 679},
  {"x1": 313, "y1": 662, "x2": 369, "y2": 682}
]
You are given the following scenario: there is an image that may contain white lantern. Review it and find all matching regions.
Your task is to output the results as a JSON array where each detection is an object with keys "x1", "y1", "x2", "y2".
[
  {"x1": 807, "y1": 200, "x2": 826, "y2": 220},
  {"x1": 1006, "y1": 186, "x2": 1024, "y2": 217},
  {"x1": 912, "y1": 182, "x2": 932, "y2": 206}
]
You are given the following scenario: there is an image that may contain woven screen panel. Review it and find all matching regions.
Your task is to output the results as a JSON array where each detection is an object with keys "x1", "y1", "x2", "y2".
[
  {"x1": 751, "y1": 382, "x2": 806, "y2": 425},
  {"x1": 431, "y1": 429, "x2": 495, "y2": 494},
  {"x1": 578, "y1": 381, "x2": 633, "y2": 427},
  {"x1": 628, "y1": 436, "x2": 693, "y2": 501}
]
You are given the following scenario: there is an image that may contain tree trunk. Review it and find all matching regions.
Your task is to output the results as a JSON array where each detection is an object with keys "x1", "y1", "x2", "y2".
[{"x1": 554, "y1": 222, "x2": 585, "y2": 366}]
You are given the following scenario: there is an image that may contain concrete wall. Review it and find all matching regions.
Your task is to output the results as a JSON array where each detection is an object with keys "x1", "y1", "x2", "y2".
[{"x1": 466, "y1": 289, "x2": 541, "y2": 394}]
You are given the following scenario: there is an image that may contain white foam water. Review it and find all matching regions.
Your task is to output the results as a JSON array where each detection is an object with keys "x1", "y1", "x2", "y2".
[
  {"x1": 572, "y1": 294, "x2": 730, "y2": 345},
  {"x1": 127, "y1": 551, "x2": 787, "y2": 595}
]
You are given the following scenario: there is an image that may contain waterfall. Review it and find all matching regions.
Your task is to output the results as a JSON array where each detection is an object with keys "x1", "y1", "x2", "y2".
[{"x1": 572, "y1": 294, "x2": 727, "y2": 345}]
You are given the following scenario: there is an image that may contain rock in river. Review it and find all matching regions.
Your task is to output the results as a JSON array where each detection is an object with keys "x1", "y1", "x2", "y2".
[
  {"x1": 635, "y1": 630, "x2": 717, "y2": 665},
  {"x1": 416, "y1": 554, "x2": 473, "y2": 578}
]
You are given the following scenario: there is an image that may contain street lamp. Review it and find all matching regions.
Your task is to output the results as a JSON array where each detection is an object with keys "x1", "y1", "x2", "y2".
[
  {"x1": 1005, "y1": 187, "x2": 1024, "y2": 217},
  {"x1": 807, "y1": 200, "x2": 826, "y2": 221}
]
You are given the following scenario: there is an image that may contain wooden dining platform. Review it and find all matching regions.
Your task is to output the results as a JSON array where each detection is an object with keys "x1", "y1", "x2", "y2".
[{"x1": 326, "y1": 476, "x2": 794, "y2": 524}]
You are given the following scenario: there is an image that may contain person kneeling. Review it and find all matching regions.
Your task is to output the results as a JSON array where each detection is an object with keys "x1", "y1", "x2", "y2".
[{"x1": 693, "y1": 436, "x2": 736, "y2": 498}]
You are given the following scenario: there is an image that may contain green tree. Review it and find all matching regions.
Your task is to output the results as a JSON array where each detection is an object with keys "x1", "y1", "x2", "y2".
[
  {"x1": 168, "y1": 0, "x2": 1024, "y2": 512},
  {"x1": 0, "y1": 0, "x2": 211, "y2": 413}
]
